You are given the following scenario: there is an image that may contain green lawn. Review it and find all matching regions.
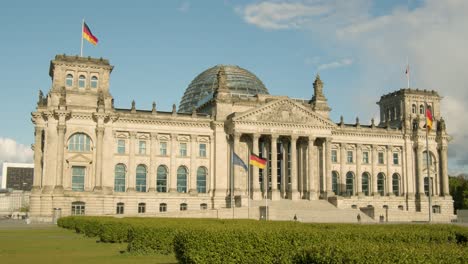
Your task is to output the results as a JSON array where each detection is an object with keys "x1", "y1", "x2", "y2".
[{"x1": 0, "y1": 224, "x2": 177, "y2": 264}]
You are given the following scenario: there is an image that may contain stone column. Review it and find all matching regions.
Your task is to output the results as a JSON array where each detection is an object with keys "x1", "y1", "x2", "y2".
[
  {"x1": 32, "y1": 127, "x2": 43, "y2": 191},
  {"x1": 94, "y1": 126, "x2": 105, "y2": 191},
  {"x1": 127, "y1": 132, "x2": 136, "y2": 192},
  {"x1": 440, "y1": 145, "x2": 449, "y2": 196},
  {"x1": 356, "y1": 144, "x2": 363, "y2": 196},
  {"x1": 189, "y1": 134, "x2": 197, "y2": 194},
  {"x1": 308, "y1": 137, "x2": 316, "y2": 200},
  {"x1": 233, "y1": 133, "x2": 241, "y2": 194},
  {"x1": 289, "y1": 135, "x2": 300, "y2": 200},
  {"x1": 148, "y1": 132, "x2": 158, "y2": 192},
  {"x1": 54, "y1": 124, "x2": 66, "y2": 192},
  {"x1": 325, "y1": 138, "x2": 333, "y2": 197},
  {"x1": 280, "y1": 139, "x2": 287, "y2": 198},
  {"x1": 372, "y1": 144, "x2": 379, "y2": 195},
  {"x1": 252, "y1": 134, "x2": 262, "y2": 200},
  {"x1": 387, "y1": 145, "x2": 393, "y2": 196},
  {"x1": 416, "y1": 144, "x2": 424, "y2": 196},
  {"x1": 169, "y1": 133, "x2": 177, "y2": 192},
  {"x1": 271, "y1": 134, "x2": 280, "y2": 200},
  {"x1": 339, "y1": 143, "x2": 346, "y2": 196}
]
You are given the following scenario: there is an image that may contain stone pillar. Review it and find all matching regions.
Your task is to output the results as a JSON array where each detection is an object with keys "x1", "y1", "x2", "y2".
[
  {"x1": 148, "y1": 132, "x2": 158, "y2": 192},
  {"x1": 356, "y1": 144, "x2": 363, "y2": 196},
  {"x1": 252, "y1": 134, "x2": 262, "y2": 200},
  {"x1": 169, "y1": 133, "x2": 177, "y2": 192},
  {"x1": 94, "y1": 126, "x2": 105, "y2": 191},
  {"x1": 308, "y1": 137, "x2": 316, "y2": 200},
  {"x1": 289, "y1": 136, "x2": 300, "y2": 200},
  {"x1": 387, "y1": 145, "x2": 393, "y2": 196},
  {"x1": 32, "y1": 127, "x2": 43, "y2": 191},
  {"x1": 339, "y1": 143, "x2": 346, "y2": 196},
  {"x1": 440, "y1": 145, "x2": 449, "y2": 196},
  {"x1": 271, "y1": 134, "x2": 280, "y2": 200},
  {"x1": 189, "y1": 134, "x2": 197, "y2": 194},
  {"x1": 372, "y1": 145, "x2": 379, "y2": 195},
  {"x1": 404, "y1": 136, "x2": 415, "y2": 197},
  {"x1": 416, "y1": 144, "x2": 425, "y2": 196},
  {"x1": 127, "y1": 132, "x2": 136, "y2": 192},
  {"x1": 280, "y1": 139, "x2": 287, "y2": 198},
  {"x1": 54, "y1": 124, "x2": 66, "y2": 192},
  {"x1": 325, "y1": 138, "x2": 333, "y2": 197},
  {"x1": 233, "y1": 133, "x2": 241, "y2": 194}
]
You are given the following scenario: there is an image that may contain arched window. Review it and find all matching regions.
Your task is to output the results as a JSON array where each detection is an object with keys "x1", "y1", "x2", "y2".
[
  {"x1": 392, "y1": 173, "x2": 400, "y2": 196},
  {"x1": 177, "y1": 166, "x2": 187, "y2": 193},
  {"x1": 332, "y1": 171, "x2": 339, "y2": 195},
  {"x1": 180, "y1": 203, "x2": 188, "y2": 211},
  {"x1": 362, "y1": 172, "x2": 370, "y2": 196},
  {"x1": 66, "y1": 74, "x2": 73, "y2": 87},
  {"x1": 138, "y1": 203, "x2": 146, "y2": 214},
  {"x1": 136, "y1": 165, "x2": 147, "y2": 192},
  {"x1": 412, "y1": 104, "x2": 416, "y2": 114},
  {"x1": 156, "y1": 165, "x2": 167, "y2": 192},
  {"x1": 116, "y1": 202, "x2": 124, "y2": 214},
  {"x1": 78, "y1": 75, "x2": 86, "y2": 88},
  {"x1": 114, "y1": 164, "x2": 126, "y2": 192},
  {"x1": 159, "y1": 203, "x2": 167, "y2": 212},
  {"x1": 345, "y1": 172, "x2": 354, "y2": 196},
  {"x1": 68, "y1": 133, "x2": 91, "y2": 152},
  {"x1": 377, "y1": 173, "x2": 385, "y2": 196},
  {"x1": 419, "y1": 104, "x2": 424, "y2": 114},
  {"x1": 71, "y1": 201, "x2": 85, "y2": 215},
  {"x1": 90, "y1": 76, "x2": 98, "y2": 88},
  {"x1": 197, "y1": 167, "x2": 207, "y2": 193}
]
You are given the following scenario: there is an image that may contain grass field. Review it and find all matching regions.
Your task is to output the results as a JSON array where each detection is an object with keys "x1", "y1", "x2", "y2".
[{"x1": 0, "y1": 222, "x2": 177, "y2": 264}]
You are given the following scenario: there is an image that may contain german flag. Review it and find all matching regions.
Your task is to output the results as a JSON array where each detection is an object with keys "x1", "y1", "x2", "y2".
[
  {"x1": 250, "y1": 154, "x2": 267, "y2": 169},
  {"x1": 426, "y1": 106, "x2": 433, "y2": 131},
  {"x1": 83, "y1": 22, "x2": 98, "y2": 45}
]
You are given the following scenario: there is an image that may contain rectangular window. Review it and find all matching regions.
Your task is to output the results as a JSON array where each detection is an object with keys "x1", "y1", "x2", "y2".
[
  {"x1": 71, "y1": 166, "x2": 85, "y2": 191},
  {"x1": 71, "y1": 203, "x2": 85, "y2": 215},
  {"x1": 180, "y1": 143, "x2": 187, "y2": 156},
  {"x1": 117, "y1": 140, "x2": 125, "y2": 154},
  {"x1": 159, "y1": 203, "x2": 167, "y2": 212},
  {"x1": 199, "y1": 143, "x2": 207, "y2": 157},
  {"x1": 139, "y1": 141, "x2": 146, "y2": 155},
  {"x1": 363, "y1": 151, "x2": 369, "y2": 164},
  {"x1": 347, "y1": 151, "x2": 353, "y2": 163},
  {"x1": 138, "y1": 203, "x2": 146, "y2": 214},
  {"x1": 378, "y1": 152, "x2": 385, "y2": 164},
  {"x1": 160, "y1": 142, "x2": 167, "y2": 156},
  {"x1": 331, "y1": 150, "x2": 337, "y2": 163},
  {"x1": 393, "y1": 153, "x2": 399, "y2": 165},
  {"x1": 116, "y1": 203, "x2": 124, "y2": 214}
]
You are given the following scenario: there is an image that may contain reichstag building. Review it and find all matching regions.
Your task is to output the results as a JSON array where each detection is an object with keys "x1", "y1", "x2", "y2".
[{"x1": 29, "y1": 55, "x2": 454, "y2": 222}]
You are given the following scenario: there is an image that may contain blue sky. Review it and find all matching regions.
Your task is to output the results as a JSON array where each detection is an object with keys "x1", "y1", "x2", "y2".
[{"x1": 0, "y1": 0, "x2": 467, "y2": 177}]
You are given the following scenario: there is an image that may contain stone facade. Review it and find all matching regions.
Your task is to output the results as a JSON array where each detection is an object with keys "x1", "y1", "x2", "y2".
[{"x1": 29, "y1": 55, "x2": 454, "y2": 222}]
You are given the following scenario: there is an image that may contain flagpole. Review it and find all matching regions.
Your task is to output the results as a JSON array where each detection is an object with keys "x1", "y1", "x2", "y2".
[
  {"x1": 248, "y1": 157, "x2": 251, "y2": 219},
  {"x1": 425, "y1": 101, "x2": 433, "y2": 222},
  {"x1": 406, "y1": 57, "x2": 410, "y2": 89},
  {"x1": 80, "y1": 19, "x2": 84, "y2": 57},
  {"x1": 231, "y1": 140, "x2": 234, "y2": 219}
]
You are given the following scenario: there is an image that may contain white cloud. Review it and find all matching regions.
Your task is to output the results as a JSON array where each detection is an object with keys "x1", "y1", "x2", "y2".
[
  {"x1": 318, "y1": 58, "x2": 353, "y2": 71},
  {"x1": 0, "y1": 137, "x2": 34, "y2": 177},
  {"x1": 238, "y1": 0, "x2": 468, "y2": 173},
  {"x1": 178, "y1": 1, "x2": 190, "y2": 13}
]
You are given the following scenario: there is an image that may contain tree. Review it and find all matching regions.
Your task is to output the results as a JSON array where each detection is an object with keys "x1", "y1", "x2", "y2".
[{"x1": 449, "y1": 175, "x2": 468, "y2": 213}]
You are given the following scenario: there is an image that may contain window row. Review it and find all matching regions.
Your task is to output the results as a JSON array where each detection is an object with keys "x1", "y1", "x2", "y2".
[
  {"x1": 114, "y1": 164, "x2": 207, "y2": 193},
  {"x1": 66, "y1": 74, "x2": 99, "y2": 88},
  {"x1": 71, "y1": 201, "x2": 209, "y2": 215},
  {"x1": 117, "y1": 140, "x2": 207, "y2": 157},
  {"x1": 331, "y1": 150, "x2": 399, "y2": 165},
  {"x1": 411, "y1": 103, "x2": 432, "y2": 115},
  {"x1": 331, "y1": 171, "x2": 401, "y2": 197}
]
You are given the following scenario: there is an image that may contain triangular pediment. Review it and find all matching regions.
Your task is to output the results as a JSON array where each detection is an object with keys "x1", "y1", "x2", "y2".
[
  {"x1": 66, "y1": 153, "x2": 93, "y2": 164},
  {"x1": 232, "y1": 99, "x2": 336, "y2": 128}
]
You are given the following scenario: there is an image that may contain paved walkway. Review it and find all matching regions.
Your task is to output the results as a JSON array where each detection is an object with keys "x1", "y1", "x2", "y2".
[{"x1": 0, "y1": 218, "x2": 54, "y2": 230}]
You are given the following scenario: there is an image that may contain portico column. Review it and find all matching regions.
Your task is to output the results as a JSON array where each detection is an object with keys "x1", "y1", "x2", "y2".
[
  {"x1": 339, "y1": 143, "x2": 346, "y2": 196},
  {"x1": 252, "y1": 134, "x2": 262, "y2": 200},
  {"x1": 94, "y1": 126, "x2": 105, "y2": 191},
  {"x1": 148, "y1": 132, "x2": 158, "y2": 192},
  {"x1": 32, "y1": 127, "x2": 43, "y2": 191},
  {"x1": 189, "y1": 134, "x2": 198, "y2": 194},
  {"x1": 280, "y1": 139, "x2": 287, "y2": 198},
  {"x1": 54, "y1": 124, "x2": 66, "y2": 192},
  {"x1": 169, "y1": 133, "x2": 177, "y2": 192},
  {"x1": 356, "y1": 144, "x2": 363, "y2": 196},
  {"x1": 325, "y1": 138, "x2": 333, "y2": 197},
  {"x1": 440, "y1": 145, "x2": 449, "y2": 196},
  {"x1": 127, "y1": 132, "x2": 136, "y2": 192},
  {"x1": 308, "y1": 137, "x2": 317, "y2": 200},
  {"x1": 271, "y1": 134, "x2": 280, "y2": 200},
  {"x1": 387, "y1": 145, "x2": 393, "y2": 196},
  {"x1": 417, "y1": 144, "x2": 425, "y2": 196},
  {"x1": 372, "y1": 144, "x2": 379, "y2": 195},
  {"x1": 289, "y1": 136, "x2": 300, "y2": 200}
]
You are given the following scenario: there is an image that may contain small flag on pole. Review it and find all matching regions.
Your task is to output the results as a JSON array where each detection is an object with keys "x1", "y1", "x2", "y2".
[
  {"x1": 426, "y1": 105, "x2": 433, "y2": 131},
  {"x1": 83, "y1": 22, "x2": 98, "y2": 45},
  {"x1": 249, "y1": 154, "x2": 267, "y2": 169},
  {"x1": 233, "y1": 152, "x2": 248, "y2": 171}
]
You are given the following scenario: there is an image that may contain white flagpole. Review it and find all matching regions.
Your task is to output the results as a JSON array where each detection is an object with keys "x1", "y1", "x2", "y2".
[
  {"x1": 248, "y1": 158, "x2": 250, "y2": 219},
  {"x1": 80, "y1": 19, "x2": 84, "y2": 57},
  {"x1": 406, "y1": 57, "x2": 410, "y2": 89},
  {"x1": 425, "y1": 101, "x2": 433, "y2": 222},
  {"x1": 231, "y1": 143, "x2": 234, "y2": 219}
]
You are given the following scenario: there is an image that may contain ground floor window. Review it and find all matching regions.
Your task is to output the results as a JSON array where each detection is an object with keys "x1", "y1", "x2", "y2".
[
  {"x1": 180, "y1": 203, "x2": 187, "y2": 211},
  {"x1": 200, "y1": 203, "x2": 208, "y2": 210},
  {"x1": 116, "y1": 202, "x2": 124, "y2": 214},
  {"x1": 159, "y1": 203, "x2": 167, "y2": 212},
  {"x1": 432, "y1": 205, "x2": 441, "y2": 214},
  {"x1": 138, "y1": 203, "x2": 146, "y2": 214},
  {"x1": 71, "y1": 202, "x2": 85, "y2": 215}
]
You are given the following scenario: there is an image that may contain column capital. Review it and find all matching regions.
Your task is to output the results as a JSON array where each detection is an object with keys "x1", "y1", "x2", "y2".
[
  {"x1": 57, "y1": 124, "x2": 66, "y2": 133},
  {"x1": 151, "y1": 132, "x2": 158, "y2": 140},
  {"x1": 252, "y1": 133, "x2": 260, "y2": 140},
  {"x1": 325, "y1": 137, "x2": 332, "y2": 143},
  {"x1": 271, "y1": 133, "x2": 279, "y2": 140},
  {"x1": 356, "y1": 143, "x2": 362, "y2": 149},
  {"x1": 308, "y1": 136, "x2": 316, "y2": 143},
  {"x1": 233, "y1": 132, "x2": 242, "y2": 140},
  {"x1": 129, "y1": 131, "x2": 137, "y2": 138},
  {"x1": 290, "y1": 135, "x2": 298, "y2": 141},
  {"x1": 34, "y1": 126, "x2": 44, "y2": 134}
]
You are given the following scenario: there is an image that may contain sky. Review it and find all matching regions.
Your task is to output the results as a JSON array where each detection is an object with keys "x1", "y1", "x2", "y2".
[{"x1": 0, "y1": 0, "x2": 467, "y2": 179}]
